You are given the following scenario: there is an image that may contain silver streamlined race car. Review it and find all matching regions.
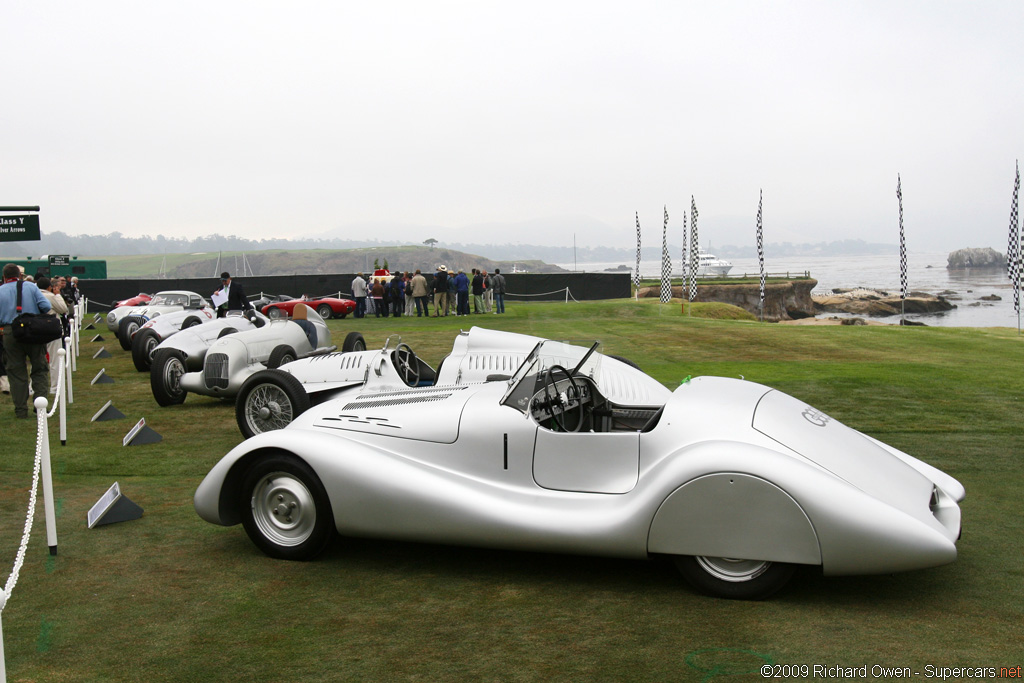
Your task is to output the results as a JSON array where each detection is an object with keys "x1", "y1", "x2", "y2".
[
  {"x1": 138, "y1": 309, "x2": 271, "y2": 375},
  {"x1": 154, "y1": 303, "x2": 335, "y2": 406},
  {"x1": 195, "y1": 333, "x2": 964, "y2": 599},
  {"x1": 234, "y1": 327, "x2": 602, "y2": 438},
  {"x1": 106, "y1": 290, "x2": 214, "y2": 350},
  {"x1": 130, "y1": 307, "x2": 220, "y2": 372}
]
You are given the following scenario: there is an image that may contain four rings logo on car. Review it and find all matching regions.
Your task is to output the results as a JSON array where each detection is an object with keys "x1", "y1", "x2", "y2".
[{"x1": 801, "y1": 407, "x2": 831, "y2": 427}]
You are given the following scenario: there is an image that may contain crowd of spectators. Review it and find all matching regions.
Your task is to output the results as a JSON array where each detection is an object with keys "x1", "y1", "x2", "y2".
[{"x1": 350, "y1": 267, "x2": 507, "y2": 319}]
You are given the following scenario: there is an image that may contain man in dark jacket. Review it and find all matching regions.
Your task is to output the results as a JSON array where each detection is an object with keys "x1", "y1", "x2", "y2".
[{"x1": 215, "y1": 272, "x2": 254, "y2": 318}]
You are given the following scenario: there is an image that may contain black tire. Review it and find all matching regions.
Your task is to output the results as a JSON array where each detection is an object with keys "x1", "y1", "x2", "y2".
[
  {"x1": 150, "y1": 349, "x2": 188, "y2": 406},
  {"x1": 338, "y1": 312, "x2": 347, "y2": 319},
  {"x1": 316, "y1": 304, "x2": 333, "y2": 319},
  {"x1": 607, "y1": 354, "x2": 641, "y2": 371},
  {"x1": 672, "y1": 555, "x2": 796, "y2": 600},
  {"x1": 181, "y1": 316, "x2": 202, "y2": 329},
  {"x1": 267, "y1": 307, "x2": 284, "y2": 320},
  {"x1": 240, "y1": 453, "x2": 334, "y2": 560},
  {"x1": 217, "y1": 327, "x2": 238, "y2": 339},
  {"x1": 342, "y1": 332, "x2": 366, "y2": 353},
  {"x1": 131, "y1": 329, "x2": 162, "y2": 372},
  {"x1": 267, "y1": 345, "x2": 297, "y2": 369},
  {"x1": 235, "y1": 370, "x2": 311, "y2": 438},
  {"x1": 118, "y1": 315, "x2": 145, "y2": 351}
]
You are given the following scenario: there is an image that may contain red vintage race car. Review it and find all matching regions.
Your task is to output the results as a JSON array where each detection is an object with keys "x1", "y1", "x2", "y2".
[
  {"x1": 113, "y1": 293, "x2": 153, "y2": 308},
  {"x1": 262, "y1": 295, "x2": 356, "y2": 320}
]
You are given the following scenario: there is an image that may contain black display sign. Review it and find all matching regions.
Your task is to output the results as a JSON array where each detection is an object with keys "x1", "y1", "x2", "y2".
[
  {"x1": 49, "y1": 254, "x2": 70, "y2": 267},
  {"x1": 0, "y1": 214, "x2": 41, "y2": 242}
]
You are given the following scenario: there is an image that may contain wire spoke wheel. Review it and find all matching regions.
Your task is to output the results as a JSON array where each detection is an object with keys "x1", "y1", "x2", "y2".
[{"x1": 246, "y1": 383, "x2": 296, "y2": 433}]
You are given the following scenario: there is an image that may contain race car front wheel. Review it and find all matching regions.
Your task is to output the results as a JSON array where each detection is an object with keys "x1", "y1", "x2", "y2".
[
  {"x1": 241, "y1": 454, "x2": 333, "y2": 561},
  {"x1": 236, "y1": 370, "x2": 310, "y2": 438},
  {"x1": 673, "y1": 555, "x2": 796, "y2": 600}
]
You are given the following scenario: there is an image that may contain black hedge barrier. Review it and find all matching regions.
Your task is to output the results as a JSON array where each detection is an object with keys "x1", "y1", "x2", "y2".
[{"x1": 81, "y1": 273, "x2": 630, "y2": 312}]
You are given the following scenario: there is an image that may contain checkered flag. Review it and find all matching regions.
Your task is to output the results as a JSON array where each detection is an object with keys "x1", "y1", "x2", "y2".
[
  {"x1": 1008, "y1": 161, "x2": 1021, "y2": 315},
  {"x1": 689, "y1": 196, "x2": 699, "y2": 301},
  {"x1": 633, "y1": 212, "x2": 642, "y2": 292},
  {"x1": 897, "y1": 175, "x2": 907, "y2": 301},
  {"x1": 757, "y1": 189, "x2": 765, "y2": 316},
  {"x1": 681, "y1": 211, "x2": 689, "y2": 298},
  {"x1": 660, "y1": 206, "x2": 671, "y2": 303}
]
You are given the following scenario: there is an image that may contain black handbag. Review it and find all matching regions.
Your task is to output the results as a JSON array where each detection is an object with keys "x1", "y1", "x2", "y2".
[{"x1": 11, "y1": 281, "x2": 64, "y2": 344}]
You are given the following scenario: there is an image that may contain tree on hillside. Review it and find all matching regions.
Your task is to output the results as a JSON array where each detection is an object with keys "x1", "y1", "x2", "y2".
[{"x1": 424, "y1": 238, "x2": 438, "y2": 249}]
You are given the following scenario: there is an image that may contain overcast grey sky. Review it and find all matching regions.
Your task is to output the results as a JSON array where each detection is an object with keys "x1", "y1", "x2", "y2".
[{"x1": 4, "y1": 1, "x2": 1023, "y2": 251}]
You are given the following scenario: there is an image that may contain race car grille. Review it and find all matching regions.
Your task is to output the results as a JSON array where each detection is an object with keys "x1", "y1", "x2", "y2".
[
  {"x1": 343, "y1": 393, "x2": 452, "y2": 410},
  {"x1": 343, "y1": 386, "x2": 467, "y2": 410},
  {"x1": 204, "y1": 353, "x2": 230, "y2": 389}
]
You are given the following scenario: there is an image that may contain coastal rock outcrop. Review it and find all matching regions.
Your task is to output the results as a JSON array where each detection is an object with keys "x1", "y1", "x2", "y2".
[
  {"x1": 947, "y1": 247, "x2": 1005, "y2": 269},
  {"x1": 637, "y1": 279, "x2": 817, "y2": 320},
  {"x1": 812, "y1": 289, "x2": 955, "y2": 316}
]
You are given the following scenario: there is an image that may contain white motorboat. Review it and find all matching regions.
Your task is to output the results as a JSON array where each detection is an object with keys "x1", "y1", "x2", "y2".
[{"x1": 695, "y1": 250, "x2": 733, "y2": 276}]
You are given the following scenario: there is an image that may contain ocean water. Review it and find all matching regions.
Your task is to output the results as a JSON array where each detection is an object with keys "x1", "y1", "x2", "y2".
[{"x1": 556, "y1": 251, "x2": 1021, "y2": 328}]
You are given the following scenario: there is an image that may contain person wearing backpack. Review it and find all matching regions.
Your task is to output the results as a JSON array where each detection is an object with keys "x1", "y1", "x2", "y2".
[{"x1": 0, "y1": 263, "x2": 52, "y2": 418}]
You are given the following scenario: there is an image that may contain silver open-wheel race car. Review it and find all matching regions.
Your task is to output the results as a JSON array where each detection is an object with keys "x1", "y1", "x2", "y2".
[
  {"x1": 151, "y1": 303, "x2": 335, "y2": 406},
  {"x1": 195, "y1": 330, "x2": 964, "y2": 599},
  {"x1": 234, "y1": 327, "x2": 585, "y2": 438}
]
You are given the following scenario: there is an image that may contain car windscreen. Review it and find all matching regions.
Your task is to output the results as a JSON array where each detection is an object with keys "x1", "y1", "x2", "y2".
[
  {"x1": 150, "y1": 293, "x2": 188, "y2": 306},
  {"x1": 500, "y1": 340, "x2": 602, "y2": 414}
]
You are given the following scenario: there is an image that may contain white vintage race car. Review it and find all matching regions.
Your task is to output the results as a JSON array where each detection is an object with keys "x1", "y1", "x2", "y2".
[
  {"x1": 234, "y1": 327, "x2": 617, "y2": 438},
  {"x1": 195, "y1": 335, "x2": 965, "y2": 599},
  {"x1": 133, "y1": 309, "x2": 270, "y2": 373},
  {"x1": 153, "y1": 304, "x2": 334, "y2": 406},
  {"x1": 106, "y1": 290, "x2": 214, "y2": 350},
  {"x1": 130, "y1": 307, "x2": 220, "y2": 371}
]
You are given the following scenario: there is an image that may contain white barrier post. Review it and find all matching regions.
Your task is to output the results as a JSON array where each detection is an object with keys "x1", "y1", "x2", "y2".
[
  {"x1": 58, "y1": 349, "x2": 67, "y2": 446},
  {"x1": 71, "y1": 322, "x2": 78, "y2": 371},
  {"x1": 36, "y1": 397, "x2": 58, "y2": 556},
  {"x1": 65, "y1": 338, "x2": 74, "y2": 406},
  {"x1": 0, "y1": 607, "x2": 6, "y2": 683}
]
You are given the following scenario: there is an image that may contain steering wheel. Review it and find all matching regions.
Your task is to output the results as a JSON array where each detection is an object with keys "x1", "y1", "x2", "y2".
[
  {"x1": 394, "y1": 343, "x2": 421, "y2": 386},
  {"x1": 541, "y1": 364, "x2": 584, "y2": 432}
]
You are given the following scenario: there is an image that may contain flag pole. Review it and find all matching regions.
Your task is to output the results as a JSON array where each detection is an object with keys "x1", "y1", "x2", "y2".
[
  {"x1": 634, "y1": 212, "x2": 642, "y2": 301},
  {"x1": 756, "y1": 189, "x2": 765, "y2": 323},
  {"x1": 1007, "y1": 161, "x2": 1021, "y2": 335},
  {"x1": 897, "y1": 176, "x2": 905, "y2": 325}
]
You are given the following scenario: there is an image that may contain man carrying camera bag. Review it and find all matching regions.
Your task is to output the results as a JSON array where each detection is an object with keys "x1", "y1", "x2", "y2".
[{"x1": 0, "y1": 263, "x2": 52, "y2": 419}]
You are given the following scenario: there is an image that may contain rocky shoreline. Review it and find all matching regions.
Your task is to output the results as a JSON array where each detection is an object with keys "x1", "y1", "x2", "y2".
[{"x1": 637, "y1": 281, "x2": 963, "y2": 323}]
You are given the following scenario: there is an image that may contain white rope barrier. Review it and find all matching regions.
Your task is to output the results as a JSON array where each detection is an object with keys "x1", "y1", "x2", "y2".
[
  {"x1": 505, "y1": 287, "x2": 581, "y2": 303},
  {"x1": 0, "y1": 334, "x2": 71, "y2": 682}
]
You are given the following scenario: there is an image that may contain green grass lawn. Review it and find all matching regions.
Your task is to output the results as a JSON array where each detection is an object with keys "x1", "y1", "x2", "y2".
[{"x1": 0, "y1": 298, "x2": 1020, "y2": 681}]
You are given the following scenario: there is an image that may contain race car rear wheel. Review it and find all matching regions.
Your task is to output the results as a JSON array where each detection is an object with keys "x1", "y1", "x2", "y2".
[
  {"x1": 118, "y1": 315, "x2": 145, "y2": 351},
  {"x1": 316, "y1": 304, "x2": 333, "y2": 319},
  {"x1": 236, "y1": 370, "x2": 311, "y2": 438},
  {"x1": 150, "y1": 349, "x2": 188, "y2": 406},
  {"x1": 241, "y1": 454, "x2": 333, "y2": 560},
  {"x1": 267, "y1": 345, "x2": 297, "y2": 369},
  {"x1": 181, "y1": 316, "x2": 202, "y2": 329},
  {"x1": 673, "y1": 555, "x2": 796, "y2": 600},
  {"x1": 131, "y1": 329, "x2": 161, "y2": 372},
  {"x1": 342, "y1": 332, "x2": 366, "y2": 353}
]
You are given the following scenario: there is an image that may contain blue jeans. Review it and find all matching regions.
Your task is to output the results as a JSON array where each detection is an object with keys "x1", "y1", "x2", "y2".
[
  {"x1": 415, "y1": 296, "x2": 428, "y2": 316},
  {"x1": 355, "y1": 297, "x2": 366, "y2": 318},
  {"x1": 494, "y1": 293, "x2": 505, "y2": 313}
]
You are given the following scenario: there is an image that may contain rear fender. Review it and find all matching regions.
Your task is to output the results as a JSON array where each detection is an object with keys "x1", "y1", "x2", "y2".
[{"x1": 648, "y1": 473, "x2": 821, "y2": 565}]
